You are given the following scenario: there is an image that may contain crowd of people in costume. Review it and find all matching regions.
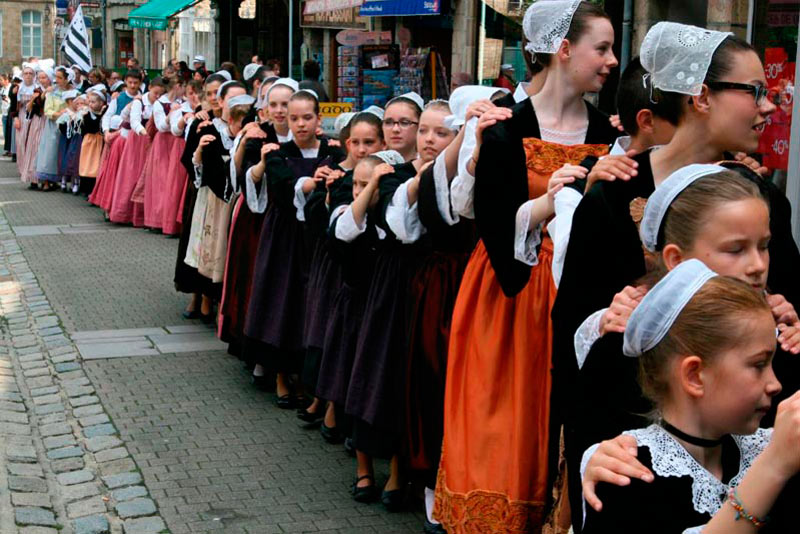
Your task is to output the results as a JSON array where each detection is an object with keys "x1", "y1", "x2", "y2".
[{"x1": 7, "y1": 1, "x2": 800, "y2": 532}]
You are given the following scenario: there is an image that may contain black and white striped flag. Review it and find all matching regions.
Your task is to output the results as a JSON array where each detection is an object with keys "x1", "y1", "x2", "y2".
[{"x1": 60, "y1": 5, "x2": 92, "y2": 73}]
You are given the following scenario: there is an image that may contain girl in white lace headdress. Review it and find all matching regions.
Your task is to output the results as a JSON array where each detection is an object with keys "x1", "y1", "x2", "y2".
[{"x1": 582, "y1": 258, "x2": 800, "y2": 534}]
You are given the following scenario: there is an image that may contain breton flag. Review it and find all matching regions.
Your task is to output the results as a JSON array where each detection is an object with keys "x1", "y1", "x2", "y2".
[{"x1": 60, "y1": 5, "x2": 92, "y2": 74}]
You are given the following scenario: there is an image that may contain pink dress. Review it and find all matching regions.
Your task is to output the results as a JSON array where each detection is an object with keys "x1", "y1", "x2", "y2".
[
  {"x1": 109, "y1": 98, "x2": 153, "y2": 224},
  {"x1": 162, "y1": 128, "x2": 188, "y2": 235},
  {"x1": 143, "y1": 99, "x2": 178, "y2": 229}
]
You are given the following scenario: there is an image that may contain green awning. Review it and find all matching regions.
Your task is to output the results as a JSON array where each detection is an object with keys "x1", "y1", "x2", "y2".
[{"x1": 128, "y1": 0, "x2": 199, "y2": 30}]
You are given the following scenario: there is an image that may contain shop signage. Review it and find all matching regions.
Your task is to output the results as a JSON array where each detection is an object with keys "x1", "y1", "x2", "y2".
[
  {"x1": 301, "y1": 1, "x2": 370, "y2": 29},
  {"x1": 336, "y1": 29, "x2": 392, "y2": 46},
  {"x1": 320, "y1": 102, "x2": 354, "y2": 137},
  {"x1": 359, "y1": 0, "x2": 439, "y2": 17},
  {"x1": 304, "y1": 0, "x2": 362, "y2": 15},
  {"x1": 759, "y1": 47, "x2": 796, "y2": 171}
]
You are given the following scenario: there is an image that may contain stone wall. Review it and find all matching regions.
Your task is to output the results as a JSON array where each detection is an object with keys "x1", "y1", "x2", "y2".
[{"x1": 0, "y1": 1, "x2": 56, "y2": 71}]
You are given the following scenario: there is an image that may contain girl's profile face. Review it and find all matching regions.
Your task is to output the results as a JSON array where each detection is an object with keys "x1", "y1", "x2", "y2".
[
  {"x1": 37, "y1": 72, "x2": 50, "y2": 88},
  {"x1": 382, "y1": 102, "x2": 419, "y2": 157},
  {"x1": 288, "y1": 99, "x2": 319, "y2": 143},
  {"x1": 89, "y1": 93, "x2": 105, "y2": 112},
  {"x1": 565, "y1": 16, "x2": 617, "y2": 94},
  {"x1": 55, "y1": 70, "x2": 69, "y2": 89},
  {"x1": 222, "y1": 86, "x2": 246, "y2": 121},
  {"x1": 690, "y1": 309, "x2": 780, "y2": 436},
  {"x1": 416, "y1": 108, "x2": 456, "y2": 163},
  {"x1": 707, "y1": 50, "x2": 777, "y2": 154},
  {"x1": 204, "y1": 81, "x2": 221, "y2": 110},
  {"x1": 346, "y1": 122, "x2": 384, "y2": 162},
  {"x1": 673, "y1": 198, "x2": 770, "y2": 291}
]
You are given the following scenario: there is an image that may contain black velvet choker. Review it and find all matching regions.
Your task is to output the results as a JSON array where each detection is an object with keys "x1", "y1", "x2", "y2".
[{"x1": 661, "y1": 420, "x2": 725, "y2": 448}]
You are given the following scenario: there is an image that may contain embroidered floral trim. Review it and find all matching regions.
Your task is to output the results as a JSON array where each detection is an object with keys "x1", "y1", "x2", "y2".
[
  {"x1": 627, "y1": 425, "x2": 772, "y2": 516},
  {"x1": 434, "y1": 467, "x2": 547, "y2": 534}
]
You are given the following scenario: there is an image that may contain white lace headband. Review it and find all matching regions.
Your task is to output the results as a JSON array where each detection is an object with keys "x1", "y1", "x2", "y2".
[
  {"x1": 623, "y1": 259, "x2": 717, "y2": 357},
  {"x1": 523, "y1": 0, "x2": 581, "y2": 57}
]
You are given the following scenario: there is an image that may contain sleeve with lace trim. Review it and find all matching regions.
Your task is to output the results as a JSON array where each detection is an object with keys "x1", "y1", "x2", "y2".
[
  {"x1": 574, "y1": 308, "x2": 606, "y2": 370},
  {"x1": 244, "y1": 167, "x2": 268, "y2": 213},
  {"x1": 334, "y1": 205, "x2": 368, "y2": 243},
  {"x1": 513, "y1": 199, "x2": 543, "y2": 266},
  {"x1": 169, "y1": 109, "x2": 184, "y2": 136},
  {"x1": 293, "y1": 177, "x2": 314, "y2": 221},
  {"x1": 450, "y1": 116, "x2": 479, "y2": 218},
  {"x1": 385, "y1": 178, "x2": 426, "y2": 244},
  {"x1": 153, "y1": 101, "x2": 170, "y2": 132},
  {"x1": 548, "y1": 187, "x2": 583, "y2": 288},
  {"x1": 430, "y1": 150, "x2": 459, "y2": 225}
]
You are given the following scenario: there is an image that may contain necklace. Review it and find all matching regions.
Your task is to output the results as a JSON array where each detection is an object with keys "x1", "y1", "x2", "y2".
[{"x1": 661, "y1": 420, "x2": 724, "y2": 448}]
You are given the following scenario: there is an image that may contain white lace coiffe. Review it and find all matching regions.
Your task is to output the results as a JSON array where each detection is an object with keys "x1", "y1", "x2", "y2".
[{"x1": 626, "y1": 424, "x2": 772, "y2": 516}]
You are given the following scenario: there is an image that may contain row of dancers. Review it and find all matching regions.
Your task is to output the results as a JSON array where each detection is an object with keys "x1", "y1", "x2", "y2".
[{"x1": 12, "y1": 2, "x2": 800, "y2": 532}]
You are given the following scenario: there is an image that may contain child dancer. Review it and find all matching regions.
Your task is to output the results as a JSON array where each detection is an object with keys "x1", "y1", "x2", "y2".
[
  {"x1": 90, "y1": 70, "x2": 142, "y2": 214},
  {"x1": 15, "y1": 65, "x2": 36, "y2": 181},
  {"x1": 583, "y1": 259, "x2": 799, "y2": 533},
  {"x1": 242, "y1": 89, "x2": 344, "y2": 406},
  {"x1": 109, "y1": 77, "x2": 164, "y2": 224},
  {"x1": 143, "y1": 76, "x2": 184, "y2": 230},
  {"x1": 35, "y1": 66, "x2": 71, "y2": 189},
  {"x1": 56, "y1": 90, "x2": 83, "y2": 193},
  {"x1": 20, "y1": 69, "x2": 50, "y2": 187},
  {"x1": 78, "y1": 86, "x2": 108, "y2": 196}
]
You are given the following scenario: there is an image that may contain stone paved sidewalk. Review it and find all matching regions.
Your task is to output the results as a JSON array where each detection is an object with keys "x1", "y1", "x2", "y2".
[
  {"x1": 0, "y1": 162, "x2": 426, "y2": 533},
  {"x1": 0, "y1": 209, "x2": 168, "y2": 534}
]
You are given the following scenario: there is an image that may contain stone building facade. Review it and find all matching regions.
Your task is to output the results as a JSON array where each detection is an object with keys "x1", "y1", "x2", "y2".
[{"x1": 0, "y1": 1, "x2": 57, "y2": 71}]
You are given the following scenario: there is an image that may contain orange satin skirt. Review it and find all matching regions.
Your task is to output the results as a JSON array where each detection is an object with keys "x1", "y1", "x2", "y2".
[
  {"x1": 78, "y1": 133, "x2": 103, "y2": 178},
  {"x1": 435, "y1": 237, "x2": 557, "y2": 534}
]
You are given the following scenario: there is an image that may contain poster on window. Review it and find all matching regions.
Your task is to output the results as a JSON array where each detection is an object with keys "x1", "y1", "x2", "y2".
[{"x1": 758, "y1": 47, "x2": 795, "y2": 171}]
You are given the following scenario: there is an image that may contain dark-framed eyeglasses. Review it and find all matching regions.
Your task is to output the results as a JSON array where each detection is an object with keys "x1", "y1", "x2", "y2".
[
  {"x1": 382, "y1": 118, "x2": 418, "y2": 129},
  {"x1": 706, "y1": 81, "x2": 776, "y2": 106}
]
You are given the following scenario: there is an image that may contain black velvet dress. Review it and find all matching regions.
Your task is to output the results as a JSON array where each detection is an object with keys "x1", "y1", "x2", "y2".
[
  {"x1": 554, "y1": 151, "x2": 800, "y2": 531},
  {"x1": 242, "y1": 139, "x2": 344, "y2": 374}
]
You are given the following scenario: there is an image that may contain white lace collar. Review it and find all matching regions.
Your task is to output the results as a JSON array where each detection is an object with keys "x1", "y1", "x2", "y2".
[
  {"x1": 212, "y1": 117, "x2": 234, "y2": 150},
  {"x1": 626, "y1": 424, "x2": 772, "y2": 516}
]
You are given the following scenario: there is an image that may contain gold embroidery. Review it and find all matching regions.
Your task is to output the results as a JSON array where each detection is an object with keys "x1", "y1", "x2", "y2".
[
  {"x1": 521, "y1": 138, "x2": 610, "y2": 199},
  {"x1": 434, "y1": 468, "x2": 547, "y2": 534}
]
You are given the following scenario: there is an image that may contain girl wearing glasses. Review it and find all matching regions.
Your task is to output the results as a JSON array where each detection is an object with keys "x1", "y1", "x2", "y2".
[
  {"x1": 381, "y1": 94, "x2": 422, "y2": 162},
  {"x1": 551, "y1": 22, "x2": 800, "y2": 531}
]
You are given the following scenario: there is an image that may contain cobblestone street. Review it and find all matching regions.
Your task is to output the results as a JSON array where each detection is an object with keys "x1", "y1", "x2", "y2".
[{"x1": 0, "y1": 158, "x2": 425, "y2": 534}]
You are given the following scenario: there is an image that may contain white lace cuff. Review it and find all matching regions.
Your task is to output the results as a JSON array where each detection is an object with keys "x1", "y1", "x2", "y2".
[
  {"x1": 229, "y1": 135, "x2": 242, "y2": 195},
  {"x1": 193, "y1": 164, "x2": 203, "y2": 188},
  {"x1": 386, "y1": 180, "x2": 425, "y2": 244},
  {"x1": 334, "y1": 205, "x2": 367, "y2": 243},
  {"x1": 450, "y1": 170, "x2": 475, "y2": 219},
  {"x1": 514, "y1": 199, "x2": 542, "y2": 266},
  {"x1": 575, "y1": 308, "x2": 607, "y2": 370},
  {"x1": 432, "y1": 152, "x2": 459, "y2": 226},
  {"x1": 548, "y1": 187, "x2": 583, "y2": 287},
  {"x1": 293, "y1": 177, "x2": 314, "y2": 222},
  {"x1": 245, "y1": 167, "x2": 268, "y2": 213}
]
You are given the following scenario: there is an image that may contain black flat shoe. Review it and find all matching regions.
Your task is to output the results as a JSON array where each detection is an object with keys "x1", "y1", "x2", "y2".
[
  {"x1": 276, "y1": 394, "x2": 294, "y2": 409},
  {"x1": 343, "y1": 437, "x2": 356, "y2": 457},
  {"x1": 200, "y1": 312, "x2": 215, "y2": 324},
  {"x1": 182, "y1": 309, "x2": 200, "y2": 319},
  {"x1": 381, "y1": 487, "x2": 406, "y2": 512},
  {"x1": 293, "y1": 395, "x2": 311, "y2": 411},
  {"x1": 423, "y1": 519, "x2": 447, "y2": 534},
  {"x1": 297, "y1": 407, "x2": 324, "y2": 424},
  {"x1": 351, "y1": 475, "x2": 379, "y2": 503},
  {"x1": 320, "y1": 422, "x2": 343, "y2": 444}
]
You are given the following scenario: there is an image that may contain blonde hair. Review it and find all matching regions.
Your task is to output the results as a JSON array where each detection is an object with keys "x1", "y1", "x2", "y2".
[{"x1": 639, "y1": 276, "x2": 771, "y2": 406}]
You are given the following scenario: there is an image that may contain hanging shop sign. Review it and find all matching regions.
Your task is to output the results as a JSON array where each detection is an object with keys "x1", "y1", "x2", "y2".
[
  {"x1": 359, "y1": 0, "x2": 439, "y2": 17},
  {"x1": 335, "y1": 29, "x2": 392, "y2": 46},
  {"x1": 301, "y1": 1, "x2": 370, "y2": 29}
]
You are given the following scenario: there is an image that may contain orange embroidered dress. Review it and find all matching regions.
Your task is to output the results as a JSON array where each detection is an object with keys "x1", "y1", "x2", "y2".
[{"x1": 434, "y1": 99, "x2": 616, "y2": 533}]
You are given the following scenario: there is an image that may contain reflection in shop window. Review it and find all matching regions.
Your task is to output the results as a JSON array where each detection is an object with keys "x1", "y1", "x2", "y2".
[
  {"x1": 239, "y1": 0, "x2": 256, "y2": 19},
  {"x1": 753, "y1": 0, "x2": 798, "y2": 191}
]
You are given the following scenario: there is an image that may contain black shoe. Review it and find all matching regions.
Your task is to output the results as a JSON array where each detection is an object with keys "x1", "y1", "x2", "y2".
[
  {"x1": 28, "y1": 183, "x2": 38, "y2": 190},
  {"x1": 182, "y1": 309, "x2": 200, "y2": 319},
  {"x1": 276, "y1": 394, "x2": 294, "y2": 409},
  {"x1": 423, "y1": 519, "x2": 446, "y2": 534},
  {"x1": 320, "y1": 422, "x2": 343, "y2": 444},
  {"x1": 381, "y1": 487, "x2": 406, "y2": 512},
  {"x1": 297, "y1": 406, "x2": 324, "y2": 424},
  {"x1": 343, "y1": 437, "x2": 356, "y2": 457},
  {"x1": 293, "y1": 395, "x2": 311, "y2": 411},
  {"x1": 200, "y1": 311, "x2": 215, "y2": 324},
  {"x1": 351, "y1": 475, "x2": 379, "y2": 503}
]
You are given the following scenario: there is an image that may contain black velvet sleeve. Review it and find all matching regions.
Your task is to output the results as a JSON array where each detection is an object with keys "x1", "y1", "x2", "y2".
[
  {"x1": 199, "y1": 131, "x2": 231, "y2": 201},
  {"x1": 473, "y1": 112, "x2": 531, "y2": 297},
  {"x1": 376, "y1": 162, "x2": 416, "y2": 238},
  {"x1": 417, "y1": 163, "x2": 450, "y2": 235},
  {"x1": 180, "y1": 120, "x2": 203, "y2": 178}
]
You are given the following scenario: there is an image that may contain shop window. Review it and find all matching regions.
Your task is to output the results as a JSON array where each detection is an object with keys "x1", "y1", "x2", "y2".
[
  {"x1": 21, "y1": 10, "x2": 43, "y2": 59},
  {"x1": 239, "y1": 0, "x2": 255, "y2": 19},
  {"x1": 752, "y1": 0, "x2": 798, "y2": 190},
  {"x1": 193, "y1": 19, "x2": 211, "y2": 61}
]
